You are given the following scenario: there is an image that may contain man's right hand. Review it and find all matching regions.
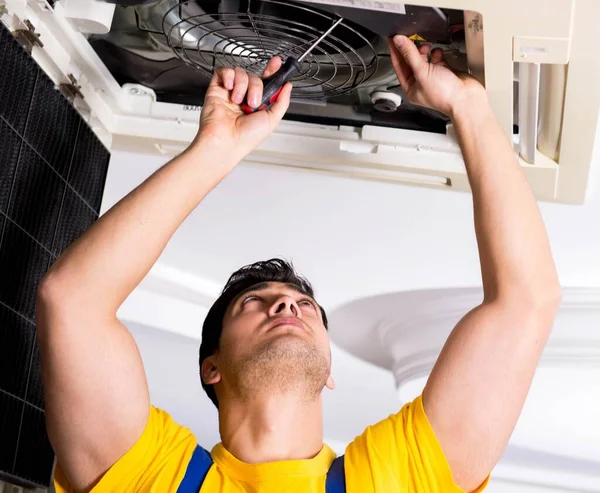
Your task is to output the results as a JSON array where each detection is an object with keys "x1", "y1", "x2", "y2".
[
  {"x1": 194, "y1": 57, "x2": 292, "y2": 167},
  {"x1": 388, "y1": 35, "x2": 486, "y2": 119}
]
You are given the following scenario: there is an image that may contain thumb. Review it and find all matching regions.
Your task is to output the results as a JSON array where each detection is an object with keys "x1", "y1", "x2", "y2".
[
  {"x1": 393, "y1": 35, "x2": 425, "y2": 74},
  {"x1": 266, "y1": 82, "x2": 292, "y2": 124}
]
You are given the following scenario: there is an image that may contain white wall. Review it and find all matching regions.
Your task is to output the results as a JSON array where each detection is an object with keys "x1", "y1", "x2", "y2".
[{"x1": 486, "y1": 482, "x2": 574, "y2": 493}]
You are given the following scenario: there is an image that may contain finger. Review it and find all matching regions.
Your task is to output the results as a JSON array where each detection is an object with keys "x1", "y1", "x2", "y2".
[
  {"x1": 393, "y1": 35, "x2": 426, "y2": 75},
  {"x1": 430, "y1": 47, "x2": 445, "y2": 64},
  {"x1": 210, "y1": 67, "x2": 234, "y2": 90},
  {"x1": 246, "y1": 72, "x2": 264, "y2": 108},
  {"x1": 266, "y1": 81, "x2": 292, "y2": 122},
  {"x1": 418, "y1": 43, "x2": 431, "y2": 62},
  {"x1": 231, "y1": 67, "x2": 249, "y2": 105},
  {"x1": 388, "y1": 37, "x2": 413, "y2": 90},
  {"x1": 262, "y1": 56, "x2": 283, "y2": 79}
]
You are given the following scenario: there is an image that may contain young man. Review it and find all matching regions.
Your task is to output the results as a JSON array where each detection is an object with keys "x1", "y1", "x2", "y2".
[{"x1": 36, "y1": 36, "x2": 561, "y2": 493}]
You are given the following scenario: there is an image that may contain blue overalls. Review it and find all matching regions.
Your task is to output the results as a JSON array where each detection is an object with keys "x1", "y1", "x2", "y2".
[{"x1": 177, "y1": 445, "x2": 346, "y2": 492}]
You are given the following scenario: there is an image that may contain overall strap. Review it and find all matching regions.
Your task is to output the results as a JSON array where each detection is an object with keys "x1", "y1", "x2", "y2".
[
  {"x1": 176, "y1": 445, "x2": 214, "y2": 493},
  {"x1": 325, "y1": 455, "x2": 346, "y2": 493}
]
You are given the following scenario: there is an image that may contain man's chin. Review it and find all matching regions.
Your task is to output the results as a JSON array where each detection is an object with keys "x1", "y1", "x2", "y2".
[
  {"x1": 259, "y1": 334, "x2": 316, "y2": 360},
  {"x1": 236, "y1": 338, "x2": 330, "y2": 397}
]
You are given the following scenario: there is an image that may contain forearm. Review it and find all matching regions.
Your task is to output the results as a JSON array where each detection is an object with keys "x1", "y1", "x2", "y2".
[
  {"x1": 451, "y1": 96, "x2": 560, "y2": 302},
  {"x1": 41, "y1": 140, "x2": 232, "y2": 314}
]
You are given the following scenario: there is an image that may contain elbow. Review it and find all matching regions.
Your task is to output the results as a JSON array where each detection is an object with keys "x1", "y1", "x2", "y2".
[
  {"x1": 37, "y1": 271, "x2": 116, "y2": 328},
  {"x1": 36, "y1": 275, "x2": 58, "y2": 340},
  {"x1": 37, "y1": 275, "x2": 55, "y2": 312},
  {"x1": 522, "y1": 284, "x2": 562, "y2": 340},
  {"x1": 37, "y1": 259, "x2": 90, "y2": 305},
  {"x1": 545, "y1": 283, "x2": 563, "y2": 308},
  {"x1": 493, "y1": 282, "x2": 562, "y2": 317},
  {"x1": 36, "y1": 272, "x2": 92, "y2": 341},
  {"x1": 529, "y1": 281, "x2": 562, "y2": 313},
  {"x1": 37, "y1": 271, "x2": 68, "y2": 308},
  {"x1": 36, "y1": 272, "x2": 79, "y2": 331}
]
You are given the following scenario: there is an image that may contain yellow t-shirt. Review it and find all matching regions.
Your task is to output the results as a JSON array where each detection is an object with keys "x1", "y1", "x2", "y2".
[{"x1": 54, "y1": 395, "x2": 489, "y2": 492}]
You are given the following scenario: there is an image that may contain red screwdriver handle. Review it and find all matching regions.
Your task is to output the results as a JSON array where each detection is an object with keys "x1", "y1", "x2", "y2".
[
  {"x1": 241, "y1": 57, "x2": 301, "y2": 114},
  {"x1": 241, "y1": 86, "x2": 284, "y2": 114}
]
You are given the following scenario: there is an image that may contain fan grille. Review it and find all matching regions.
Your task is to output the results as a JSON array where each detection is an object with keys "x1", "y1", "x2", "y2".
[{"x1": 161, "y1": 0, "x2": 379, "y2": 99}]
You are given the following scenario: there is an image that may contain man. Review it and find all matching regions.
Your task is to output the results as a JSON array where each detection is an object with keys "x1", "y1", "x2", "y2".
[{"x1": 36, "y1": 35, "x2": 561, "y2": 493}]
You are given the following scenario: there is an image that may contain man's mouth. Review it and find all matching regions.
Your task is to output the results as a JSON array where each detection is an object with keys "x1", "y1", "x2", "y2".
[{"x1": 268, "y1": 317, "x2": 307, "y2": 332}]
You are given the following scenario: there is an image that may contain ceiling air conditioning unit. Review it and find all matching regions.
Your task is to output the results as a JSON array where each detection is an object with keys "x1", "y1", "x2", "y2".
[{"x1": 2, "y1": 0, "x2": 598, "y2": 203}]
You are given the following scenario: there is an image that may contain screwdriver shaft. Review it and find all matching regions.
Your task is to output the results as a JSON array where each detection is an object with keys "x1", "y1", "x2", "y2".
[{"x1": 297, "y1": 17, "x2": 344, "y2": 62}]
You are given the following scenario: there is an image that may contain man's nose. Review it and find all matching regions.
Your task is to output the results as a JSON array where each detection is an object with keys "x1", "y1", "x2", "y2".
[{"x1": 269, "y1": 296, "x2": 300, "y2": 318}]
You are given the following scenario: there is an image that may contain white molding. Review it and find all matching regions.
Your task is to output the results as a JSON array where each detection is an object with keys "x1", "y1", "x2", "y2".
[
  {"x1": 329, "y1": 286, "x2": 600, "y2": 386},
  {"x1": 492, "y1": 452, "x2": 600, "y2": 493},
  {"x1": 118, "y1": 288, "x2": 206, "y2": 341},
  {"x1": 492, "y1": 465, "x2": 599, "y2": 493},
  {"x1": 137, "y1": 262, "x2": 221, "y2": 307},
  {"x1": 117, "y1": 263, "x2": 223, "y2": 340},
  {"x1": 329, "y1": 286, "x2": 600, "y2": 492},
  {"x1": 390, "y1": 288, "x2": 600, "y2": 385}
]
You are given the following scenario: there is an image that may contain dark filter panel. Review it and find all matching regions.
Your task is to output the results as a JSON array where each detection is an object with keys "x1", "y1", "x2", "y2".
[
  {"x1": 23, "y1": 71, "x2": 81, "y2": 179},
  {"x1": 0, "y1": 304, "x2": 36, "y2": 399},
  {"x1": 25, "y1": 338, "x2": 45, "y2": 410},
  {"x1": 7, "y1": 144, "x2": 67, "y2": 251},
  {"x1": 13, "y1": 404, "x2": 55, "y2": 486},
  {"x1": 0, "y1": 119, "x2": 22, "y2": 213},
  {"x1": 52, "y1": 185, "x2": 99, "y2": 256},
  {"x1": 0, "y1": 21, "x2": 111, "y2": 488},
  {"x1": 0, "y1": 220, "x2": 53, "y2": 321},
  {"x1": 0, "y1": 391, "x2": 22, "y2": 478},
  {"x1": 0, "y1": 27, "x2": 38, "y2": 134},
  {"x1": 68, "y1": 121, "x2": 111, "y2": 213}
]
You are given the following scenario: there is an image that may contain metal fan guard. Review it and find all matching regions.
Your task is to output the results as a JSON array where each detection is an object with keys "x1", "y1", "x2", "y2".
[{"x1": 161, "y1": 0, "x2": 379, "y2": 99}]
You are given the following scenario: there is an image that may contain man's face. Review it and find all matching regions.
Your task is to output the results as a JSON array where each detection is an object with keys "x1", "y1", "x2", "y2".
[{"x1": 202, "y1": 282, "x2": 333, "y2": 402}]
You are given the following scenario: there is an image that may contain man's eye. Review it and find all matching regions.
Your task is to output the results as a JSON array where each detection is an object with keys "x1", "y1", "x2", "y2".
[
  {"x1": 242, "y1": 296, "x2": 260, "y2": 305},
  {"x1": 299, "y1": 300, "x2": 316, "y2": 309}
]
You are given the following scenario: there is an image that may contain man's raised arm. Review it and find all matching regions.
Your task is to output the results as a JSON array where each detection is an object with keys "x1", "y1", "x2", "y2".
[
  {"x1": 389, "y1": 36, "x2": 561, "y2": 492},
  {"x1": 35, "y1": 60, "x2": 291, "y2": 491}
]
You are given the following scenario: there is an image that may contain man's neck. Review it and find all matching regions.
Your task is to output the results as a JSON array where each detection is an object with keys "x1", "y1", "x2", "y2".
[{"x1": 218, "y1": 392, "x2": 324, "y2": 464}]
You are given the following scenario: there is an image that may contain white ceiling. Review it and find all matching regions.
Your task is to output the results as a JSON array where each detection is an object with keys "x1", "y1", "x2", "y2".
[
  {"x1": 105, "y1": 147, "x2": 600, "y2": 491},
  {"x1": 104, "y1": 151, "x2": 600, "y2": 309}
]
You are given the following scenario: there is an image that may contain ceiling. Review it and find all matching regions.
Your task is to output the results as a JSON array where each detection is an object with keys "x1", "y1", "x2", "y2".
[{"x1": 105, "y1": 144, "x2": 600, "y2": 492}]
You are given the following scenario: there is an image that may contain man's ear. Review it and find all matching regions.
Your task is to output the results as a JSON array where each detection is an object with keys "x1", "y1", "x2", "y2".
[
  {"x1": 201, "y1": 356, "x2": 221, "y2": 385},
  {"x1": 325, "y1": 374, "x2": 335, "y2": 390}
]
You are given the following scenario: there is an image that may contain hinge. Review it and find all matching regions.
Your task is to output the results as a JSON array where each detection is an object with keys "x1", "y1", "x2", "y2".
[
  {"x1": 58, "y1": 73, "x2": 84, "y2": 103},
  {"x1": 13, "y1": 19, "x2": 43, "y2": 53}
]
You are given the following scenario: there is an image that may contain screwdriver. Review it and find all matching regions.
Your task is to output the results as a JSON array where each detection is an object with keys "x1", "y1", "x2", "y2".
[{"x1": 241, "y1": 17, "x2": 344, "y2": 114}]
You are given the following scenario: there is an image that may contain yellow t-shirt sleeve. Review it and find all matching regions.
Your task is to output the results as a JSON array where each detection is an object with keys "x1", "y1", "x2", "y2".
[
  {"x1": 345, "y1": 394, "x2": 490, "y2": 493},
  {"x1": 54, "y1": 406, "x2": 198, "y2": 493}
]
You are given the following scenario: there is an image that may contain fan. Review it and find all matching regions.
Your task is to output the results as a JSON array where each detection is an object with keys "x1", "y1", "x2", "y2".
[{"x1": 135, "y1": 0, "x2": 380, "y2": 99}]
